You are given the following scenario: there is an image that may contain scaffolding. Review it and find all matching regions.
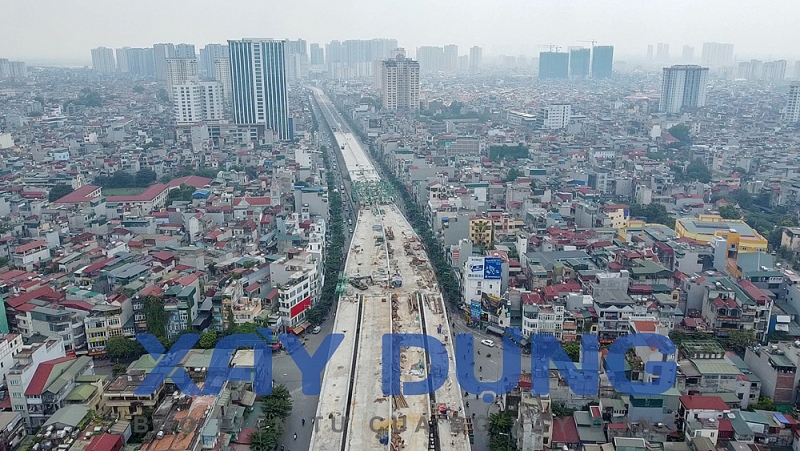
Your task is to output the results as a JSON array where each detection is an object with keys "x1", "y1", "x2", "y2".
[{"x1": 351, "y1": 180, "x2": 395, "y2": 207}]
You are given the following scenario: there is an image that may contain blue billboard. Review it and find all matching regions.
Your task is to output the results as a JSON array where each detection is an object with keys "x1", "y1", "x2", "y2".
[
  {"x1": 484, "y1": 257, "x2": 502, "y2": 280},
  {"x1": 470, "y1": 300, "x2": 481, "y2": 321}
]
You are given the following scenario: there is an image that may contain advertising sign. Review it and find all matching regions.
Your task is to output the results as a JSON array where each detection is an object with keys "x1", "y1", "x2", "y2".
[
  {"x1": 470, "y1": 299, "x2": 481, "y2": 321},
  {"x1": 466, "y1": 257, "x2": 484, "y2": 279},
  {"x1": 483, "y1": 257, "x2": 502, "y2": 280}
]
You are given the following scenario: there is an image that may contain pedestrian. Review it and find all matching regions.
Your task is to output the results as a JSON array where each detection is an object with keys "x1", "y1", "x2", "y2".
[
  {"x1": 294, "y1": 433, "x2": 297, "y2": 440},
  {"x1": 311, "y1": 418, "x2": 315, "y2": 425},
  {"x1": 302, "y1": 418, "x2": 306, "y2": 426},
  {"x1": 281, "y1": 446, "x2": 285, "y2": 451}
]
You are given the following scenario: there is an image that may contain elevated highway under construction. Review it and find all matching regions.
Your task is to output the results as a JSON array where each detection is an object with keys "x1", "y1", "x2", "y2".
[{"x1": 310, "y1": 88, "x2": 472, "y2": 451}]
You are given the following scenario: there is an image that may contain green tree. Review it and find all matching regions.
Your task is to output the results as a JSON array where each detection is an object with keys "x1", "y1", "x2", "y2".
[
  {"x1": 48, "y1": 184, "x2": 74, "y2": 202},
  {"x1": 261, "y1": 384, "x2": 293, "y2": 421},
  {"x1": 132, "y1": 85, "x2": 145, "y2": 94},
  {"x1": 749, "y1": 396, "x2": 775, "y2": 411},
  {"x1": 552, "y1": 401, "x2": 576, "y2": 418},
  {"x1": 305, "y1": 305, "x2": 326, "y2": 326},
  {"x1": 488, "y1": 411, "x2": 515, "y2": 451},
  {"x1": 504, "y1": 168, "x2": 522, "y2": 182},
  {"x1": 718, "y1": 205, "x2": 740, "y2": 219},
  {"x1": 112, "y1": 363, "x2": 129, "y2": 376},
  {"x1": 157, "y1": 88, "x2": 169, "y2": 102},
  {"x1": 135, "y1": 169, "x2": 157, "y2": 187},
  {"x1": 142, "y1": 295, "x2": 168, "y2": 340},
  {"x1": 668, "y1": 124, "x2": 691, "y2": 143},
  {"x1": 106, "y1": 336, "x2": 144, "y2": 360},
  {"x1": 725, "y1": 329, "x2": 755, "y2": 351},
  {"x1": 563, "y1": 342, "x2": 581, "y2": 362},
  {"x1": 198, "y1": 331, "x2": 217, "y2": 349}
]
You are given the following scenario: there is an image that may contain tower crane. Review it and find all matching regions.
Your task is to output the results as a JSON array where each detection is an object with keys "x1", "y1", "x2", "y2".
[{"x1": 579, "y1": 40, "x2": 598, "y2": 48}]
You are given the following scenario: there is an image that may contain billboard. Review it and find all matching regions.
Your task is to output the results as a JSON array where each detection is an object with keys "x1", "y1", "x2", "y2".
[
  {"x1": 483, "y1": 257, "x2": 502, "y2": 280},
  {"x1": 470, "y1": 300, "x2": 481, "y2": 321},
  {"x1": 466, "y1": 257, "x2": 485, "y2": 279}
]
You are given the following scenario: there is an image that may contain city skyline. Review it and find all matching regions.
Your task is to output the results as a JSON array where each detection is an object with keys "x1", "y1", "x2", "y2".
[{"x1": 4, "y1": 0, "x2": 800, "y2": 65}]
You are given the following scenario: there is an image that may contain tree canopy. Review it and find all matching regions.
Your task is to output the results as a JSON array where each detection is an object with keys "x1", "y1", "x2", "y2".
[
  {"x1": 48, "y1": 184, "x2": 74, "y2": 202},
  {"x1": 717, "y1": 205, "x2": 740, "y2": 219},
  {"x1": 628, "y1": 203, "x2": 676, "y2": 228},
  {"x1": 106, "y1": 336, "x2": 145, "y2": 360},
  {"x1": 668, "y1": 124, "x2": 691, "y2": 143}
]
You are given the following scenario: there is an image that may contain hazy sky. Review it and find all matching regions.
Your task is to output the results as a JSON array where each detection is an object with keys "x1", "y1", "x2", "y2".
[{"x1": 5, "y1": 0, "x2": 799, "y2": 65}]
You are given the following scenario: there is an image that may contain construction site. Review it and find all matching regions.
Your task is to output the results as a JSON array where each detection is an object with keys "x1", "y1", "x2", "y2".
[{"x1": 310, "y1": 88, "x2": 472, "y2": 451}]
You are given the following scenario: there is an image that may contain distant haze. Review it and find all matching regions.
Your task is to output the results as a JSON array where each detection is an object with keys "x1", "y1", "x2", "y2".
[{"x1": 5, "y1": 0, "x2": 799, "y2": 65}]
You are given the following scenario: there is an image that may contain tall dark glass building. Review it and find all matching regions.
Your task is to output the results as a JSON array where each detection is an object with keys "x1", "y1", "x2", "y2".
[
  {"x1": 592, "y1": 46, "x2": 614, "y2": 79},
  {"x1": 228, "y1": 39, "x2": 290, "y2": 140},
  {"x1": 539, "y1": 52, "x2": 569, "y2": 79},
  {"x1": 569, "y1": 48, "x2": 590, "y2": 78}
]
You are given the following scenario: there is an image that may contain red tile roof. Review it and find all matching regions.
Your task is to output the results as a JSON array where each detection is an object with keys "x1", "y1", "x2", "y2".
[
  {"x1": 167, "y1": 176, "x2": 212, "y2": 189},
  {"x1": 85, "y1": 434, "x2": 123, "y2": 451},
  {"x1": 6, "y1": 286, "x2": 61, "y2": 308},
  {"x1": 25, "y1": 356, "x2": 75, "y2": 396},
  {"x1": 233, "y1": 196, "x2": 271, "y2": 207},
  {"x1": 14, "y1": 240, "x2": 48, "y2": 254},
  {"x1": 552, "y1": 417, "x2": 580, "y2": 444},
  {"x1": 680, "y1": 395, "x2": 730, "y2": 411},
  {"x1": 105, "y1": 184, "x2": 168, "y2": 202},
  {"x1": 54, "y1": 185, "x2": 101, "y2": 204}
]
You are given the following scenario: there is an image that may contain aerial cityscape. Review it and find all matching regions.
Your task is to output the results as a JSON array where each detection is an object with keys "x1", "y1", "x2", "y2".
[{"x1": 2, "y1": 2, "x2": 800, "y2": 451}]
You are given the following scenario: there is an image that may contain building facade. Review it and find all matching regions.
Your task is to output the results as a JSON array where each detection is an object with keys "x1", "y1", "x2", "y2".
[
  {"x1": 380, "y1": 55, "x2": 420, "y2": 111},
  {"x1": 660, "y1": 65, "x2": 709, "y2": 113},
  {"x1": 591, "y1": 46, "x2": 613, "y2": 78},
  {"x1": 91, "y1": 47, "x2": 116, "y2": 73},
  {"x1": 228, "y1": 39, "x2": 290, "y2": 140}
]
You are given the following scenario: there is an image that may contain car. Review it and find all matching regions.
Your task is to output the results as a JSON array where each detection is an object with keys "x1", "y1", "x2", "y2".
[
  {"x1": 349, "y1": 228, "x2": 353, "y2": 234},
  {"x1": 481, "y1": 339, "x2": 495, "y2": 347},
  {"x1": 312, "y1": 325, "x2": 322, "y2": 334}
]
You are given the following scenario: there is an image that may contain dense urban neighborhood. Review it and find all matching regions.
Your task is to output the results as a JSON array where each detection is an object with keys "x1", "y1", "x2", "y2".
[{"x1": 0, "y1": 36, "x2": 800, "y2": 451}]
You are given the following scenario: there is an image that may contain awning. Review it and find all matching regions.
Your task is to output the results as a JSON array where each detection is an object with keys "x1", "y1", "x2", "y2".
[
  {"x1": 486, "y1": 326, "x2": 505, "y2": 336},
  {"x1": 291, "y1": 322, "x2": 311, "y2": 335}
]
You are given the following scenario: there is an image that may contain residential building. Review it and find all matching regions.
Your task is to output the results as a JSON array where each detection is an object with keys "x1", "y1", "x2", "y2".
[
  {"x1": 443, "y1": 44, "x2": 458, "y2": 73},
  {"x1": 12, "y1": 241, "x2": 50, "y2": 271},
  {"x1": 675, "y1": 215, "x2": 768, "y2": 253},
  {"x1": 379, "y1": 54, "x2": 420, "y2": 111},
  {"x1": 660, "y1": 65, "x2": 709, "y2": 113},
  {"x1": 153, "y1": 43, "x2": 175, "y2": 80},
  {"x1": 591, "y1": 46, "x2": 613, "y2": 78},
  {"x1": 228, "y1": 39, "x2": 291, "y2": 140},
  {"x1": 270, "y1": 250, "x2": 321, "y2": 332},
  {"x1": 416, "y1": 46, "x2": 444, "y2": 73},
  {"x1": 569, "y1": 48, "x2": 590, "y2": 78},
  {"x1": 0, "y1": 412, "x2": 26, "y2": 451},
  {"x1": 682, "y1": 45, "x2": 695, "y2": 63},
  {"x1": 469, "y1": 46, "x2": 482, "y2": 73},
  {"x1": 17, "y1": 305, "x2": 87, "y2": 351},
  {"x1": 743, "y1": 344, "x2": 797, "y2": 404},
  {"x1": 538, "y1": 104, "x2": 571, "y2": 129},
  {"x1": 22, "y1": 356, "x2": 94, "y2": 430},
  {"x1": 91, "y1": 47, "x2": 116, "y2": 73},
  {"x1": 6, "y1": 339, "x2": 66, "y2": 428},
  {"x1": 84, "y1": 300, "x2": 134, "y2": 356},
  {"x1": 310, "y1": 43, "x2": 324, "y2": 65},
  {"x1": 103, "y1": 370, "x2": 164, "y2": 420},
  {"x1": 212, "y1": 57, "x2": 232, "y2": 103},
  {"x1": 199, "y1": 43, "x2": 228, "y2": 77},
  {"x1": 678, "y1": 395, "x2": 730, "y2": 433},
  {"x1": 173, "y1": 79, "x2": 225, "y2": 124},
  {"x1": 165, "y1": 58, "x2": 199, "y2": 100},
  {"x1": 701, "y1": 42, "x2": 734, "y2": 67},
  {"x1": 539, "y1": 52, "x2": 569, "y2": 79},
  {"x1": 784, "y1": 82, "x2": 800, "y2": 123},
  {"x1": 656, "y1": 43, "x2": 670, "y2": 61}
]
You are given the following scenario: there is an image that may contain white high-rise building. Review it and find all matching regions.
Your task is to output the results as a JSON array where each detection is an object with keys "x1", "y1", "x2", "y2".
[
  {"x1": 165, "y1": 58, "x2": 199, "y2": 100},
  {"x1": 444, "y1": 44, "x2": 458, "y2": 73},
  {"x1": 795, "y1": 61, "x2": 800, "y2": 80},
  {"x1": 470, "y1": 46, "x2": 482, "y2": 73},
  {"x1": 380, "y1": 53, "x2": 419, "y2": 111},
  {"x1": 153, "y1": 43, "x2": 175, "y2": 80},
  {"x1": 701, "y1": 42, "x2": 734, "y2": 67},
  {"x1": 660, "y1": 65, "x2": 709, "y2": 113},
  {"x1": 91, "y1": 47, "x2": 116, "y2": 73},
  {"x1": 762, "y1": 60, "x2": 787, "y2": 81},
  {"x1": 115, "y1": 48, "x2": 129, "y2": 72},
  {"x1": 228, "y1": 39, "x2": 290, "y2": 140},
  {"x1": 538, "y1": 104, "x2": 572, "y2": 129},
  {"x1": 199, "y1": 44, "x2": 228, "y2": 77},
  {"x1": 784, "y1": 83, "x2": 800, "y2": 123},
  {"x1": 175, "y1": 44, "x2": 196, "y2": 59},
  {"x1": 656, "y1": 43, "x2": 670, "y2": 61},
  {"x1": 173, "y1": 80, "x2": 225, "y2": 124},
  {"x1": 212, "y1": 57, "x2": 232, "y2": 103}
]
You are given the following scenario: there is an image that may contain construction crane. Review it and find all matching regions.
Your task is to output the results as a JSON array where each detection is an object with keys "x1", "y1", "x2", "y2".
[{"x1": 579, "y1": 40, "x2": 598, "y2": 48}]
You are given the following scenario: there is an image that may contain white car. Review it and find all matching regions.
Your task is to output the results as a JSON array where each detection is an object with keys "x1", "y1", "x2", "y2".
[{"x1": 481, "y1": 339, "x2": 495, "y2": 347}]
